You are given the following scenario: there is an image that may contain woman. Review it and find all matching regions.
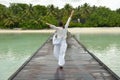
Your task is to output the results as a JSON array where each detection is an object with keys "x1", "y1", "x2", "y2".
[{"x1": 46, "y1": 10, "x2": 74, "y2": 69}]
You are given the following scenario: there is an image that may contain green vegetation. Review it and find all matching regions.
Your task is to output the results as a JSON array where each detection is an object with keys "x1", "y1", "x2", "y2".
[{"x1": 0, "y1": 3, "x2": 120, "y2": 29}]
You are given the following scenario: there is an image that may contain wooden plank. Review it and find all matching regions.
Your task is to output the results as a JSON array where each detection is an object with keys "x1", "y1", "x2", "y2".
[{"x1": 9, "y1": 34, "x2": 119, "y2": 80}]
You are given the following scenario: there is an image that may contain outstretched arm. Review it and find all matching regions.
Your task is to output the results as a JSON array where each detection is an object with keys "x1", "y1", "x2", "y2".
[
  {"x1": 65, "y1": 10, "x2": 74, "y2": 29},
  {"x1": 46, "y1": 23, "x2": 57, "y2": 30}
]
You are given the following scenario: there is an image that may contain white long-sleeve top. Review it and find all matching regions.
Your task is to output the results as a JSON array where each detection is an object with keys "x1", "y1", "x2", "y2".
[{"x1": 49, "y1": 17, "x2": 71, "y2": 39}]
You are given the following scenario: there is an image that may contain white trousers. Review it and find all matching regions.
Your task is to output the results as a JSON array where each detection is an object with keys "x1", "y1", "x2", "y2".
[{"x1": 53, "y1": 40, "x2": 67, "y2": 66}]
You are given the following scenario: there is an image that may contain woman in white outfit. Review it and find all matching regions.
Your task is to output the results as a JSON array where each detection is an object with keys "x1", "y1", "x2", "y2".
[{"x1": 46, "y1": 10, "x2": 74, "y2": 69}]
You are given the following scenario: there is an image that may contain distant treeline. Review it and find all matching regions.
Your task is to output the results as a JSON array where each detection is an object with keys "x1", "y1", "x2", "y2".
[{"x1": 0, "y1": 3, "x2": 120, "y2": 29}]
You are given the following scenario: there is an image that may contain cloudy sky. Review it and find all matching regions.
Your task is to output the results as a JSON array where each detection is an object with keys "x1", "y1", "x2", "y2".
[{"x1": 0, "y1": 0, "x2": 120, "y2": 10}]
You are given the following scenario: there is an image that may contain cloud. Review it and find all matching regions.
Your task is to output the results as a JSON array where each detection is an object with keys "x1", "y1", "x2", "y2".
[
  {"x1": 0, "y1": 0, "x2": 120, "y2": 10},
  {"x1": 98, "y1": 0, "x2": 120, "y2": 10}
]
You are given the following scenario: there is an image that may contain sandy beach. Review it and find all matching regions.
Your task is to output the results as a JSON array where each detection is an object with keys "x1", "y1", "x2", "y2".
[{"x1": 0, "y1": 27, "x2": 120, "y2": 34}]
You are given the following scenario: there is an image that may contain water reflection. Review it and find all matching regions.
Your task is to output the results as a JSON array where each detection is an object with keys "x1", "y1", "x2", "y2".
[{"x1": 54, "y1": 67, "x2": 65, "y2": 80}]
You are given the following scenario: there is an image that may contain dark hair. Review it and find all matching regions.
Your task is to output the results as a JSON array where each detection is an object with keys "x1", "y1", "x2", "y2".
[{"x1": 59, "y1": 21, "x2": 64, "y2": 28}]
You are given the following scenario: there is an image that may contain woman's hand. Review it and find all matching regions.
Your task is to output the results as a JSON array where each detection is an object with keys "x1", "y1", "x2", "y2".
[{"x1": 46, "y1": 23, "x2": 51, "y2": 26}]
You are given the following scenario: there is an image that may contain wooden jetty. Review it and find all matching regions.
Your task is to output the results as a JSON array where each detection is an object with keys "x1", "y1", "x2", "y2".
[{"x1": 9, "y1": 33, "x2": 120, "y2": 80}]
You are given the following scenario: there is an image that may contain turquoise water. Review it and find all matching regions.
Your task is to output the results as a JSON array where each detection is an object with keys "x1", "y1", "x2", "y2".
[
  {"x1": 0, "y1": 33, "x2": 120, "y2": 80},
  {"x1": 0, "y1": 33, "x2": 50, "y2": 80},
  {"x1": 75, "y1": 33, "x2": 120, "y2": 77}
]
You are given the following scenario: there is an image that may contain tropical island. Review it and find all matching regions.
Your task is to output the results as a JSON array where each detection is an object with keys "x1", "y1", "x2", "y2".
[
  {"x1": 0, "y1": 3, "x2": 120, "y2": 30},
  {"x1": 0, "y1": 2, "x2": 120, "y2": 80}
]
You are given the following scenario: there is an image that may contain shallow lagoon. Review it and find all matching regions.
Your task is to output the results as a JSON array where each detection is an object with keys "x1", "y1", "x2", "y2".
[
  {"x1": 75, "y1": 33, "x2": 120, "y2": 77},
  {"x1": 0, "y1": 33, "x2": 50, "y2": 80},
  {"x1": 0, "y1": 33, "x2": 120, "y2": 80}
]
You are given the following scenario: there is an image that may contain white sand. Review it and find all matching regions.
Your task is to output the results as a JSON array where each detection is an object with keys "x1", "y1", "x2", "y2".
[
  {"x1": 68, "y1": 27, "x2": 120, "y2": 34},
  {"x1": 0, "y1": 27, "x2": 120, "y2": 34}
]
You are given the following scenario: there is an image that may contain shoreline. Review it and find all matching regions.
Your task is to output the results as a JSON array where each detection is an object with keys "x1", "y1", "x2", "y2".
[{"x1": 0, "y1": 27, "x2": 120, "y2": 34}]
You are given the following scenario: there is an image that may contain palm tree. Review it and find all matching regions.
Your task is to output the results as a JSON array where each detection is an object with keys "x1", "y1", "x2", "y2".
[
  {"x1": 0, "y1": 4, "x2": 7, "y2": 28},
  {"x1": 22, "y1": 4, "x2": 34, "y2": 19},
  {"x1": 80, "y1": 3, "x2": 92, "y2": 18},
  {"x1": 0, "y1": 4, "x2": 7, "y2": 19},
  {"x1": 3, "y1": 3, "x2": 29, "y2": 29},
  {"x1": 47, "y1": 5, "x2": 55, "y2": 15},
  {"x1": 60, "y1": 4, "x2": 73, "y2": 23},
  {"x1": 63, "y1": 4, "x2": 73, "y2": 16},
  {"x1": 116, "y1": 8, "x2": 120, "y2": 14},
  {"x1": 3, "y1": 15, "x2": 20, "y2": 29},
  {"x1": 33, "y1": 5, "x2": 47, "y2": 17}
]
